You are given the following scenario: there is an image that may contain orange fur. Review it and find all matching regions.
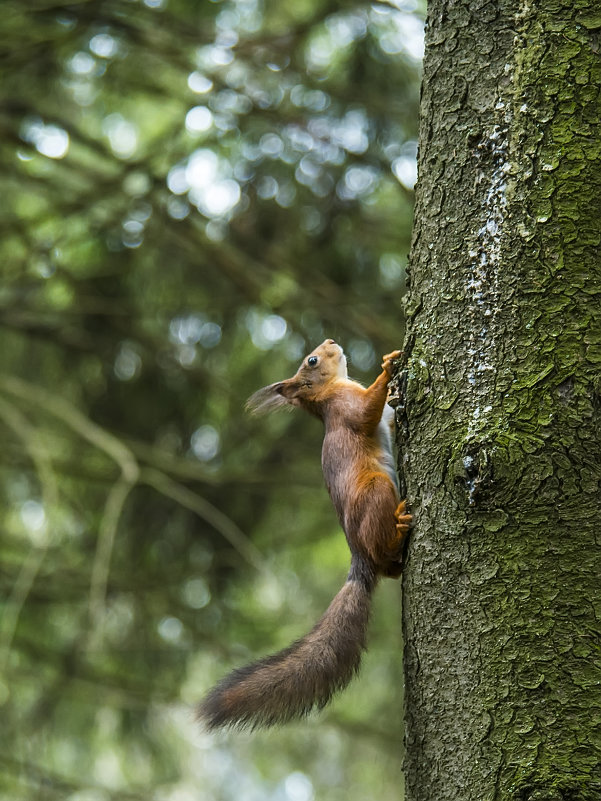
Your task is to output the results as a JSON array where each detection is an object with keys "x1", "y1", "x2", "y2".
[{"x1": 198, "y1": 340, "x2": 412, "y2": 730}]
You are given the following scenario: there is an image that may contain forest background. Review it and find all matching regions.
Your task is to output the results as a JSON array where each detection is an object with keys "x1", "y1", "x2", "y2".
[{"x1": 0, "y1": 1, "x2": 423, "y2": 799}]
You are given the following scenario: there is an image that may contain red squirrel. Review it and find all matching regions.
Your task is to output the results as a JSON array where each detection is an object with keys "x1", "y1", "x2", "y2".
[{"x1": 198, "y1": 339, "x2": 412, "y2": 729}]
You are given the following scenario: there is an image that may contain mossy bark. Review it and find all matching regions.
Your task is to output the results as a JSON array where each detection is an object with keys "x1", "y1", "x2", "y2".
[{"x1": 392, "y1": 1, "x2": 601, "y2": 799}]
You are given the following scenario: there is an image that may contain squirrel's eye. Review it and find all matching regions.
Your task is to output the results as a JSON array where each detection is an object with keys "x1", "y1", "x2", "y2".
[{"x1": 307, "y1": 356, "x2": 318, "y2": 367}]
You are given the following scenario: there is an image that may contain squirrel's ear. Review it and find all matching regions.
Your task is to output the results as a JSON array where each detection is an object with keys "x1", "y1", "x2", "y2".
[
  {"x1": 246, "y1": 381, "x2": 296, "y2": 415},
  {"x1": 277, "y1": 379, "x2": 305, "y2": 401}
]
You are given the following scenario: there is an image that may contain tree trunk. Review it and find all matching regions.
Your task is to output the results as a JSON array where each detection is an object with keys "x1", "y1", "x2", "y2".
[{"x1": 394, "y1": 1, "x2": 601, "y2": 799}]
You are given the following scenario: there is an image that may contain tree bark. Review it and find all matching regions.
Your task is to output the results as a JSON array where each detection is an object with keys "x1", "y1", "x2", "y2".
[{"x1": 394, "y1": 1, "x2": 601, "y2": 799}]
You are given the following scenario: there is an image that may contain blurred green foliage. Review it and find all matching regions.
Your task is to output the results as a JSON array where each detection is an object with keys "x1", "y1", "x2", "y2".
[{"x1": 0, "y1": 0, "x2": 422, "y2": 798}]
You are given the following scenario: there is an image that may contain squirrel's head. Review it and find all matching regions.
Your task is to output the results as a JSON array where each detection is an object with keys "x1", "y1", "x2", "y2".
[
  {"x1": 295, "y1": 339, "x2": 347, "y2": 384},
  {"x1": 246, "y1": 339, "x2": 347, "y2": 414}
]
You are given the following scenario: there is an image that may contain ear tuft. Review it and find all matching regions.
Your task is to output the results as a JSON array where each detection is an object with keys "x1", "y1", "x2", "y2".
[{"x1": 245, "y1": 382, "x2": 291, "y2": 415}]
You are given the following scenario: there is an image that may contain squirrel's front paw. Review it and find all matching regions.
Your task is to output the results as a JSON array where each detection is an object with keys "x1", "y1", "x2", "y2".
[{"x1": 381, "y1": 350, "x2": 402, "y2": 375}]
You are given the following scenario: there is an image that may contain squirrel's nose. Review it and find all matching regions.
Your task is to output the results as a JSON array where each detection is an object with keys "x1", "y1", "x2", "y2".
[{"x1": 325, "y1": 339, "x2": 336, "y2": 345}]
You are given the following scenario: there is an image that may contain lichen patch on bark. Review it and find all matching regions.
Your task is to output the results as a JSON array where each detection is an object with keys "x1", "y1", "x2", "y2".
[{"x1": 465, "y1": 121, "x2": 510, "y2": 439}]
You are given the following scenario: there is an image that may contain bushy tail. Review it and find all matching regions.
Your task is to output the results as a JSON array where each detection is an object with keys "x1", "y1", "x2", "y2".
[{"x1": 197, "y1": 558, "x2": 377, "y2": 730}]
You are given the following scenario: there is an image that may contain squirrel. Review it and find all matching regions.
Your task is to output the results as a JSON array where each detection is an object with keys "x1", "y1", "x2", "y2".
[{"x1": 197, "y1": 339, "x2": 412, "y2": 730}]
